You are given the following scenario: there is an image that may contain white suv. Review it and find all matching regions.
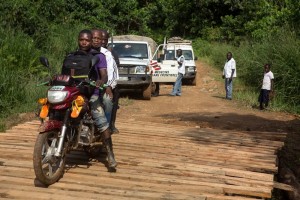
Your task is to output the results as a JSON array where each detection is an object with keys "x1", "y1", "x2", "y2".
[
  {"x1": 163, "y1": 37, "x2": 197, "y2": 85},
  {"x1": 108, "y1": 35, "x2": 157, "y2": 100}
]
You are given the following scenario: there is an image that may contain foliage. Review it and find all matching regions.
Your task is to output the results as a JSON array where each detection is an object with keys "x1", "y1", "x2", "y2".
[
  {"x1": 0, "y1": 0, "x2": 300, "y2": 123},
  {"x1": 195, "y1": 28, "x2": 300, "y2": 113},
  {"x1": 0, "y1": 27, "x2": 44, "y2": 118}
]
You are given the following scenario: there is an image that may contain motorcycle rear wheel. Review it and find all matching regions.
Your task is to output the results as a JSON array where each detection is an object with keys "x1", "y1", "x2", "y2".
[{"x1": 33, "y1": 130, "x2": 66, "y2": 186}]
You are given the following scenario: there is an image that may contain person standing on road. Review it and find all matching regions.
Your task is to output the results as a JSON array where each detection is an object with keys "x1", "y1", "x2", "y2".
[
  {"x1": 258, "y1": 63, "x2": 274, "y2": 110},
  {"x1": 91, "y1": 28, "x2": 120, "y2": 134},
  {"x1": 170, "y1": 49, "x2": 185, "y2": 96},
  {"x1": 222, "y1": 52, "x2": 236, "y2": 100}
]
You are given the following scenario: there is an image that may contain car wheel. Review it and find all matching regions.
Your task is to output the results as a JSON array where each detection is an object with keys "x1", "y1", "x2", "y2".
[
  {"x1": 191, "y1": 77, "x2": 197, "y2": 86},
  {"x1": 142, "y1": 83, "x2": 151, "y2": 100},
  {"x1": 152, "y1": 82, "x2": 159, "y2": 97}
]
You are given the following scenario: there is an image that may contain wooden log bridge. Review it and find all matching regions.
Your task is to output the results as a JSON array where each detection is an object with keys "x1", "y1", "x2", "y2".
[{"x1": 0, "y1": 119, "x2": 293, "y2": 199}]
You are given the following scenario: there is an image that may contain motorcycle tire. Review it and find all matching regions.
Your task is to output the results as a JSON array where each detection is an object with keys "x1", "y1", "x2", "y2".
[{"x1": 33, "y1": 130, "x2": 66, "y2": 186}]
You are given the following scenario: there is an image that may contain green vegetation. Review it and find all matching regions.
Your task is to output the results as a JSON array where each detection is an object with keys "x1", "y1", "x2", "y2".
[
  {"x1": 0, "y1": 0, "x2": 299, "y2": 131},
  {"x1": 194, "y1": 29, "x2": 300, "y2": 113}
]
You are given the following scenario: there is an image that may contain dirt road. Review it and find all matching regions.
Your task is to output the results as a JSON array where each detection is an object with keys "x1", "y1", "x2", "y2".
[{"x1": 117, "y1": 60, "x2": 300, "y2": 134}]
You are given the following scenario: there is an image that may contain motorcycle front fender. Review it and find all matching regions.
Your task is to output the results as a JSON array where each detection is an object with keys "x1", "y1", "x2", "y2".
[{"x1": 38, "y1": 120, "x2": 63, "y2": 133}]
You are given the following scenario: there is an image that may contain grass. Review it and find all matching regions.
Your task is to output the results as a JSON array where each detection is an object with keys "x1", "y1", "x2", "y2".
[
  {"x1": 0, "y1": 112, "x2": 37, "y2": 133},
  {"x1": 193, "y1": 29, "x2": 300, "y2": 114}
]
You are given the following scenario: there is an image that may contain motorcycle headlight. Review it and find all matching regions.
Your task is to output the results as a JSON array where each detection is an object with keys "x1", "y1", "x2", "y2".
[
  {"x1": 47, "y1": 90, "x2": 69, "y2": 104},
  {"x1": 135, "y1": 65, "x2": 147, "y2": 73}
]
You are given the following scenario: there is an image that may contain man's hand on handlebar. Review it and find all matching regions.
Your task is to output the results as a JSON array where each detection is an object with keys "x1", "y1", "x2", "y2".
[
  {"x1": 105, "y1": 86, "x2": 113, "y2": 99},
  {"x1": 95, "y1": 80, "x2": 104, "y2": 88}
]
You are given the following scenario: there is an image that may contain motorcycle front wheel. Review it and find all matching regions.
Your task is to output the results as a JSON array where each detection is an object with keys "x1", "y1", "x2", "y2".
[{"x1": 33, "y1": 130, "x2": 66, "y2": 186}]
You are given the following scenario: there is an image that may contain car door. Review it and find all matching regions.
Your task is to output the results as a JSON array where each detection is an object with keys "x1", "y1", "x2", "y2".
[{"x1": 151, "y1": 44, "x2": 178, "y2": 83}]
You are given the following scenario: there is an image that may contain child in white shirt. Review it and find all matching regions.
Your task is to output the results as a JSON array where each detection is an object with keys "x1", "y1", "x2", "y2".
[{"x1": 258, "y1": 64, "x2": 274, "y2": 110}]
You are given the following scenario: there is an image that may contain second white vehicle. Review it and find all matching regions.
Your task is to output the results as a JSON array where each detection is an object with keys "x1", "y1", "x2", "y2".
[{"x1": 151, "y1": 37, "x2": 198, "y2": 96}]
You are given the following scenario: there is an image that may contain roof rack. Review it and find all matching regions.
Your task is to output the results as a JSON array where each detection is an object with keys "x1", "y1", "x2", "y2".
[{"x1": 167, "y1": 37, "x2": 192, "y2": 44}]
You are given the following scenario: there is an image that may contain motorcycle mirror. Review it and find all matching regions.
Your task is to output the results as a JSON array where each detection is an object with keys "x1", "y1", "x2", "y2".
[
  {"x1": 91, "y1": 55, "x2": 100, "y2": 67},
  {"x1": 39, "y1": 56, "x2": 50, "y2": 68}
]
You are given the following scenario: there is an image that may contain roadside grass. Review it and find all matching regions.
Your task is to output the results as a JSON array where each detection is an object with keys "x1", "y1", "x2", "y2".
[
  {"x1": 0, "y1": 124, "x2": 5, "y2": 132},
  {"x1": 197, "y1": 55, "x2": 300, "y2": 116},
  {"x1": 0, "y1": 112, "x2": 37, "y2": 133},
  {"x1": 193, "y1": 29, "x2": 300, "y2": 115},
  {"x1": 0, "y1": 23, "x2": 85, "y2": 132},
  {"x1": 0, "y1": 80, "x2": 44, "y2": 132}
]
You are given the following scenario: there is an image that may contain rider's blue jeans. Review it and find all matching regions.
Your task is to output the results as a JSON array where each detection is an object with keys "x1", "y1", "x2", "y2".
[
  {"x1": 225, "y1": 78, "x2": 233, "y2": 99},
  {"x1": 171, "y1": 73, "x2": 183, "y2": 96},
  {"x1": 102, "y1": 93, "x2": 113, "y2": 123},
  {"x1": 89, "y1": 94, "x2": 109, "y2": 132}
]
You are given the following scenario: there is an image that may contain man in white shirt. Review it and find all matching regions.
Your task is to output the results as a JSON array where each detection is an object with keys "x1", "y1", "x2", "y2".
[
  {"x1": 92, "y1": 29, "x2": 119, "y2": 166},
  {"x1": 170, "y1": 49, "x2": 185, "y2": 96},
  {"x1": 91, "y1": 29, "x2": 120, "y2": 134},
  {"x1": 222, "y1": 52, "x2": 236, "y2": 100}
]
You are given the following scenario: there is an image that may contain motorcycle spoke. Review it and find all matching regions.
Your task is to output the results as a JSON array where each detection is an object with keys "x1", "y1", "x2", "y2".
[
  {"x1": 41, "y1": 137, "x2": 57, "y2": 165},
  {"x1": 41, "y1": 157, "x2": 48, "y2": 165},
  {"x1": 48, "y1": 163, "x2": 53, "y2": 177},
  {"x1": 41, "y1": 142, "x2": 50, "y2": 164},
  {"x1": 50, "y1": 138, "x2": 57, "y2": 148}
]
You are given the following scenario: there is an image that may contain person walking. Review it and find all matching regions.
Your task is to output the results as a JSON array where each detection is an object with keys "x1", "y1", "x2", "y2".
[
  {"x1": 170, "y1": 49, "x2": 185, "y2": 96},
  {"x1": 222, "y1": 52, "x2": 236, "y2": 100},
  {"x1": 258, "y1": 63, "x2": 274, "y2": 110}
]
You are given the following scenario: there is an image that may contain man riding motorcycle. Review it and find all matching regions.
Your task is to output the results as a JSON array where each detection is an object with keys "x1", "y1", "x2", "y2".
[{"x1": 76, "y1": 29, "x2": 117, "y2": 168}]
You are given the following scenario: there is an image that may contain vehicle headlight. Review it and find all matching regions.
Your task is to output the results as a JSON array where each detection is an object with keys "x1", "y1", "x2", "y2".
[
  {"x1": 47, "y1": 90, "x2": 69, "y2": 104},
  {"x1": 135, "y1": 65, "x2": 147, "y2": 73},
  {"x1": 187, "y1": 66, "x2": 195, "y2": 72}
]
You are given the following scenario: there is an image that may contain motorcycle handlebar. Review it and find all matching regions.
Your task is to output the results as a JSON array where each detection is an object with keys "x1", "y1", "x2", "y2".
[
  {"x1": 37, "y1": 76, "x2": 108, "y2": 90},
  {"x1": 77, "y1": 80, "x2": 108, "y2": 90}
]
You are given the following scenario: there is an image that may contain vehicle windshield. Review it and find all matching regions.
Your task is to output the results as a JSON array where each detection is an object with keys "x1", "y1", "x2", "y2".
[
  {"x1": 165, "y1": 50, "x2": 193, "y2": 60},
  {"x1": 108, "y1": 43, "x2": 148, "y2": 59}
]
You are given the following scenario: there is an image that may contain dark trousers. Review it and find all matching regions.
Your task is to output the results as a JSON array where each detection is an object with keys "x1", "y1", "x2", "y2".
[
  {"x1": 258, "y1": 89, "x2": 270, "y2": 110},
  {"x1": 110, "y1": 86, "x2": 119, "y2": 128}
]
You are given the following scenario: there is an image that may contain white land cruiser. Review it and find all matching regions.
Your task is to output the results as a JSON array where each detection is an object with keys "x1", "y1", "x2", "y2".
[
  {"x1": 152, "y1": 37, "x2": 197, "y2": 95},
  {"x1": 108, "y1": 35, "x2": 157, "y2": 100}
]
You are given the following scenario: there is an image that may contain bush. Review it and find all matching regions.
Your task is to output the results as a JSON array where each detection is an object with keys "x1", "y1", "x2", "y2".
[
  {"x1": 0, "y1": 27, "x2": 44, "y2": 118},
  {"x1": 195, "y1": 28, "x2": 300, "y2": 113}
]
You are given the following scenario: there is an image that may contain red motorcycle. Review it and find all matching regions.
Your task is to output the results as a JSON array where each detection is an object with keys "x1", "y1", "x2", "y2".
[{"x1": 33, "y1": 57, "x2": 104, "y2": 186}]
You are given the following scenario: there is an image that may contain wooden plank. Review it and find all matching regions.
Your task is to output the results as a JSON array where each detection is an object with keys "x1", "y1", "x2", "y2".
[{"x1": 0, "y1": 119, "x2": 290, "y2": 199}]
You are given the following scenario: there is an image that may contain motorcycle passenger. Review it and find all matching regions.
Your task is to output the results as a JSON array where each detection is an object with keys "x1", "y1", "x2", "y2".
[
  {"x1": 77, "y1": 29, "x2": 117, "y2": 168},
  {"x1": 91, "y1": 28, "x2": 120, "y2": 134}
]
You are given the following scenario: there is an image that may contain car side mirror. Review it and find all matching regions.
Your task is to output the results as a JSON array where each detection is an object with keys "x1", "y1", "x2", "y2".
[{"x1": 194, "y1": 56, "x2": 198, "y2": 61}]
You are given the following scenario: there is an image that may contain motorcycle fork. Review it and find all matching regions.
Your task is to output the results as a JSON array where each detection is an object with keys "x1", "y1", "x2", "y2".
[{"x1": 54, "y1": 109, "x2": 71, "y2": 157}]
